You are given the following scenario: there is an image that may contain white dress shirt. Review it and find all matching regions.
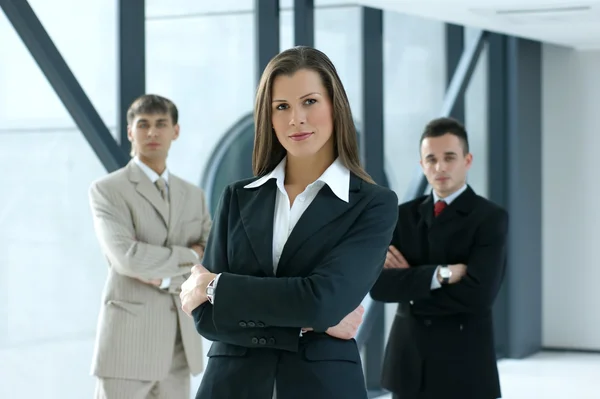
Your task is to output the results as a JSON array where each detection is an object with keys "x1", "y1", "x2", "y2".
[
  {"x1": 429, "y1": 183, "x2": 468, "y2": 290},
  {"x1": 133, "y1": 157, "x2": 200, "y2": 289}
]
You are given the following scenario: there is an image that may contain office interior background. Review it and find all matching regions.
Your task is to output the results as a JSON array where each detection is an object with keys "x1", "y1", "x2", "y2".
[{"x1": 1, "y1": 0, "x2": 599, "y2": 398}]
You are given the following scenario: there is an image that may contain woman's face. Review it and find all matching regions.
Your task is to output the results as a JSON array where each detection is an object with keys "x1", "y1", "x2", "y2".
[{"x1": 270, "y1": 68, "x2": 334, "y2": 160}]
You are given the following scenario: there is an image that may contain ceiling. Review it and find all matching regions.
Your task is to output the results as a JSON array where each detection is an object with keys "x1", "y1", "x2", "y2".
[{"x1": 354, "y1": 0, "x2": 600, "y2": 50}]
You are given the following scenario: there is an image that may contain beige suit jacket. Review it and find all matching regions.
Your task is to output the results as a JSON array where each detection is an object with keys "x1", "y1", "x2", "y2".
[{"x1": 89, "y1": 160, "x2": 210, "y2": 381}]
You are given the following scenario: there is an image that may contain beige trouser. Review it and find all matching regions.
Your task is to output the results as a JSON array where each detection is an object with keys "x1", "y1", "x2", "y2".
[{"x1": 95, "y1": 330, "x2": 190, "y2": 399}]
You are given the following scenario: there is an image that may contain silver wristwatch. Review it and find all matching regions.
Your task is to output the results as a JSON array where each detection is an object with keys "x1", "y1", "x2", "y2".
[
  {"x1": 439, "y1": 265, "x2": 452, "y2": 284},
  {"x1": 206, "y1": 277, "x2": 217, "y2": 304}
]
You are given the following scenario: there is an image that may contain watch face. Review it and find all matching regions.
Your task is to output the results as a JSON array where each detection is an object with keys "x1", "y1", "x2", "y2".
[{"x1": 440, "y1": 268, "x2": 452, "y2": 278}]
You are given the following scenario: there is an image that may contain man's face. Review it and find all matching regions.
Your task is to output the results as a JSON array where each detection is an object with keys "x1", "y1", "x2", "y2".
[
  {"x1": 420, "y1": 133, "x2": 472, "y2": 198},
  {"x1": 127, "y1": 113, "x2": 179, "y2": 162}
]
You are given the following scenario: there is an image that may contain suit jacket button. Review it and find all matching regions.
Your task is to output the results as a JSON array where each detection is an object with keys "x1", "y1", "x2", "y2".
[
  {"x1": 424, "y1": 319, "x2": 432, "y2": 326},
  {"x1": 239, "y1": 321, "x2": 247, "y2": 327},
  {"x1": 257, "y1": 322, "x2": 265, "y2": 327},
  {"x1": 268, "y1": 337, "x2": 276, "y2": 345},
  {"x1": 247, "y1": 321, "x2": 256, "y2": 327},
  {"x1": 251, "y1": 337, "x2": 259, "y2": 344},
  {"x1": 259, "y1": 338, "x2": 267, "y2": 345}
]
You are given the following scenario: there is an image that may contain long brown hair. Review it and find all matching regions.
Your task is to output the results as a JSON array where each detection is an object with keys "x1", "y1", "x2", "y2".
[{"x1": 252, "y1": 46, "x2": 374, "y2": 184}]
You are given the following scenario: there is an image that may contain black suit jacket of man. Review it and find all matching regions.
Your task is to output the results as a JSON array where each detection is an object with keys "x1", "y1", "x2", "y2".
[
  {"x1": 191, "y1": 173, "x2": 398, "y2": 399},
  {"x1": 370, "y1": 186, "x2": 508, "y2": 399}
]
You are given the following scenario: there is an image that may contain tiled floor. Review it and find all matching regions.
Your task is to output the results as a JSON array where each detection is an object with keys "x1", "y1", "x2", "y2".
[
  {"x1": 0, "y1": 338, "x2": 597, "y2": 399},
  {"x1": 376, "y1": 351, "x2": 600, "y2": 399},
  {"x1": 495, "y1": 351, "x2": 599, "y2": 399}
]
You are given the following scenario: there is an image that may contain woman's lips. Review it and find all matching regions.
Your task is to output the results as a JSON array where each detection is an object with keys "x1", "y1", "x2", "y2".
[{"x1": 289, "y1": 132, "x2": 313, "y2": 141}]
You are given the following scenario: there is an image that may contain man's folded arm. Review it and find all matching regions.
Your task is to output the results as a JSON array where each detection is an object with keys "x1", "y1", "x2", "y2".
[
  {"x1": 89, "y1": 182, "x2": 197, "y2": 281},
  {"x1": 370, "y1": 264, "x2": 440, "y2": 303},
  {"x1": 411, "y1": 209, "x2": 509, "y2": 315}
]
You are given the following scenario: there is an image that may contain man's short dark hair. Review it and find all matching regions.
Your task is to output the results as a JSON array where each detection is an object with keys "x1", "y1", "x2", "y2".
[
  {"x1": 127, "y1": 94, "x2": 178, "y2": 125},
  {"x1": 420, "y1": 117, "x2": 469, "y2": 154}
]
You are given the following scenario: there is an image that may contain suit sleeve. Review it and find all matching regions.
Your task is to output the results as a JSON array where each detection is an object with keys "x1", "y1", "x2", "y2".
[
  {"x1": 370, "y1": 265, "x2": 440, "y2": 303},
  {"x1": 414, "y1": 208, "x2": 509, "y2": 315},
  {"x1": 89, "y1": 181, "x2": 197, "y2": 281},
  {"x1": 207, "y1": 188, "x2": 398, "y2": 333},
  {"x1": 192, "y1": 185, "x2": 303, "y2": 351}
]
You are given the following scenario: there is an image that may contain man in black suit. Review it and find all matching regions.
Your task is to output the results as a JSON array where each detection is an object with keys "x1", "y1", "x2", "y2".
[{"x1": 370, "y1": 117, "x2": 508, "y2": 399}]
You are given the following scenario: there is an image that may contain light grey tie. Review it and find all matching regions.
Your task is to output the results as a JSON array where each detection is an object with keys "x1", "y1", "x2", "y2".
[
  {"x1": 155, "y1": 177, "x2": 169, "y2": 203},
  {"x1": 155, "y1": 177, "x2": 170, "y2": 220}
]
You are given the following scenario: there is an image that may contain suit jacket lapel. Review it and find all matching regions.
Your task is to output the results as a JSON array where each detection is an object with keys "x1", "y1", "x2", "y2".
[
  {"x1": 419, "y1": 194, "x2": 434, "y2": 229},
  {"x1": 278, "y1": 174, "x2": 362, "y2": 270},
  {"x1": 128, "y1": 162, "x2": 169, "y2": 226},
  {"x1": 236, "y1": 180, "x2": 277, "y2": 276}
]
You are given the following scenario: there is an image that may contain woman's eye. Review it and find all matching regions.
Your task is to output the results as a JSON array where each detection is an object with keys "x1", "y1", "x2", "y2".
[
  {"x1": 304, "y1": 98, "x2": 317, "y2": 105},
  {"x1": 276, "y1": 104, "x2": 289, "y2": 110}
]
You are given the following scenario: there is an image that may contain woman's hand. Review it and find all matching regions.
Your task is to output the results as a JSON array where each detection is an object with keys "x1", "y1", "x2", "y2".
[
  {"x1": 325, "y1": 305, "x2": 364, "y2": 340},
  {"x1": 180, "y1": 264, "x2": 217, "y2": 316},
  {"x1": 302, "y1": 305, "x2": 365, "y2": 340}
]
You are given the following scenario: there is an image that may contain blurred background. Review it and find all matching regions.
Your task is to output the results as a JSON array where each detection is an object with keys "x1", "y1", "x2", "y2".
[{"x1": 1, "y1": 0, "x2": 599, "y2": 398}]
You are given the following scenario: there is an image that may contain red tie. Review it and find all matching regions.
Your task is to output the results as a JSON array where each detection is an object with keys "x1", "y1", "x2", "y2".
[{"x1": 434, "y1": 200, "x2": 447, "y2": 217}]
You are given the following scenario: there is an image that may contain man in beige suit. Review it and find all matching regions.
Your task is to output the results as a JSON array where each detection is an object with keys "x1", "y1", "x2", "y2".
[{"x1": 89, "y1": 94, "x2": 210, "y2": 399}]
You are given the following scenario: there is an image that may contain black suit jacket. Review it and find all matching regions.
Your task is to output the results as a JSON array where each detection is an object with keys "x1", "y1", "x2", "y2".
[
  {"x1": 370, "y1": 186, "x2": 508, "y2": 399},
  {"x1": 192, "y1": 174, "x2": 398, "y2": 399}
]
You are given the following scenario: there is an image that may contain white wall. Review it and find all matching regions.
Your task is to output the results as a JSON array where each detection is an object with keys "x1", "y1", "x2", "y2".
[{"x1": 542, "y1": 45, "x2": 600, "y2": 350}]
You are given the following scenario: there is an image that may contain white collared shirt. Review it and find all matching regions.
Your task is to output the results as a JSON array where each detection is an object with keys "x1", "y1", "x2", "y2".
[
  {"x1": 133, "y1": 157, "x2": 200, "y2": 289},
  {"x1": 133, "y1": 156, "x2": 170, "y2": 189},
  {"x1": 433, "y1": 183, "x2": 467, "y2": 205},
  {"x1": 244, "y1": 156, "x2": 350, "y2": 273}
]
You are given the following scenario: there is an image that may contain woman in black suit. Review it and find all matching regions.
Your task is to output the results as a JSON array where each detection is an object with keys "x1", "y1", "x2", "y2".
[{"x1": 180, "y1": 46, "x2": 398, "y2": 399}]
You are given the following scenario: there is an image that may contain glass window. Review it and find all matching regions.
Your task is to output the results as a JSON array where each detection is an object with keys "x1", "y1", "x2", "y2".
[
  {"x1": 145, "y1": 10, "x2": 255, "y2": 185},
  {"x1": 464, "y1": 27, "x2": 489, "y2": 198},
  {"x1": 0, "y1": 0, "x2": 118, "y2": 132}
]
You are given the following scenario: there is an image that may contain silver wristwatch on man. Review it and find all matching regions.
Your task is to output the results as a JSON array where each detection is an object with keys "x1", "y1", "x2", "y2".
[{"x1": 439, "y1": 265, "x2": 452, "y2": 284}]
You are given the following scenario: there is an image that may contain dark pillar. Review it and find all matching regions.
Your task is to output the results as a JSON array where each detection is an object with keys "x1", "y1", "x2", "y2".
[
  {"x1": 294, "y1": 0, "x2": 314, "y2": 47},
  {"x1": 487, "y1": 33, "x2": 509, "y2": 358},
  {"x1": 118, "y1": 0, "x2": 146, "y2": 156},
  {"x1": 487, "y1": 33, "x2": 542, "y2": 358},
  {"x1": 445, "y1": 23, "x2": 465, "y2": 122},
  {"x1": 361, "y1": 7, "x2": 385, "y2": 186},
  {"x1": 255, "y1": 0, "x2": 280, "y2": 84},
  {"x1": 360, "y1": 7, "x2": 385, "y2": 396}
]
